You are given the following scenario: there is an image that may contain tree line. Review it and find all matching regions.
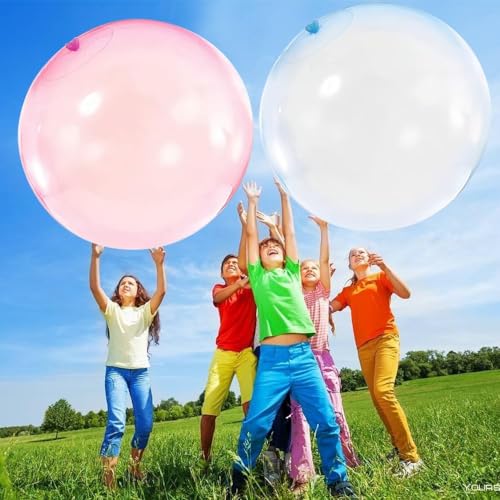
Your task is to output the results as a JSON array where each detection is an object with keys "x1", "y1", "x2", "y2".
[
  {"x1": 0, "y1": 390, "x2": 239, "y2": 439},
  {"x1": 1, "y1": 346, "x2": 498, "y2": 438},
  {"x1": 340, "y1": 346, "x2": 500, "y2": 391}
]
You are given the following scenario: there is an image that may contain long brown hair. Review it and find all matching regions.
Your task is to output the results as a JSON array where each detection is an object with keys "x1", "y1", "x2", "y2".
[{"x1": 106, "y1": 274, "x2": 160, "y2": 348}]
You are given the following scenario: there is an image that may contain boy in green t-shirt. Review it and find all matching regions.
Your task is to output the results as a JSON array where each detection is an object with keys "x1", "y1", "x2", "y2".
[{"x1": 228, "y1": 180, "x2": 356, "y2": 498}]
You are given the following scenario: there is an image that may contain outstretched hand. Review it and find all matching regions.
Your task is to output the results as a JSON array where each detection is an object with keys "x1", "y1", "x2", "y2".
[
  {"x1": 150, "y1": 247, "x2": 166, "y2": 265},
  {"x1": 329, "y1": 263, "x2": 336, "y2": 277},
  {"x1": 274, "y1": 177, "x2": 287, "y2": 196},
  {"x1": 92, "y1": 243, "x2": 104, "y2": 257},
  {"x1": 237, "y1": 201, "x2": 247, "y2": 225},
  {"x1": 243, "y1": 181, "x2": 262, "y2": 201},
  {"x1": 256, "y1": 210, "x2": 276, "y2": 228},
  {"x1": 368, "y1": 253, "x2": 386, "y2": 270},
  {"x1": 309, "y1": 215, "x2": 328, "y2": 228}
]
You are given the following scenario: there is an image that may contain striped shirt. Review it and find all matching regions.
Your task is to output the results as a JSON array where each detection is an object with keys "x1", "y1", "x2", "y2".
[{"x1": 303, "y1": 281, "x2": 330, "y2": 351}]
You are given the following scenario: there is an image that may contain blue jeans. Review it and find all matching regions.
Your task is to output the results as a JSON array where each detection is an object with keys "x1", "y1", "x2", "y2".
[
  {"x1": 235, "y1": 342, "x2": 348, "y2": 485},
  {"x1": 100, "y1": 367, "x2": 153, "y2": 457},
  {"x1": 254, "y1": 346, "x2": 291, "y2": 452}
]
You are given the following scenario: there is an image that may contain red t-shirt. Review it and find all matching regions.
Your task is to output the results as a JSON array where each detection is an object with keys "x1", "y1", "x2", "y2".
[{"x1": 212, "y1": 284, "x2": 256, "y2": 352}]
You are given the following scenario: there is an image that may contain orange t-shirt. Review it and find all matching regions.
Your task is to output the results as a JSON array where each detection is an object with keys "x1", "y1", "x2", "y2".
[{"x1": 333, "y1": 272, "x2": 398, "y2": 348}]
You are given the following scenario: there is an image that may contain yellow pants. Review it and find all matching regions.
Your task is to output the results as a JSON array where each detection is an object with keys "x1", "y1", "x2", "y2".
[
  {"x1": 358, "y1": 334, "x2": 420, "y2": 462},
  {"x1": 201, "y1": 347, "x2": 257, "y2": 416}
]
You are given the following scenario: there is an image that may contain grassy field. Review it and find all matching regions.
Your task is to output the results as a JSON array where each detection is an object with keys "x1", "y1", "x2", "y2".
[{"x1": 1, "y1": 371, "x2": 499, "y2": 499}]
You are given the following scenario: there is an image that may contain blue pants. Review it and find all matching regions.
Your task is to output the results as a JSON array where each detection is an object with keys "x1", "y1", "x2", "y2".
[
  {"x1": 234, "y1": 342, "x2": 348, "y2": 485},
  {"x1": 254, "y1": 346, "x2": 291, "y2": 453},
  {"x1": 100, "y1": 367, "x2": 153, "y2": 457}
]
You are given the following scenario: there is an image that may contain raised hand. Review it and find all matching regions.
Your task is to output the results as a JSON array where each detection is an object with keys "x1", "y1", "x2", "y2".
[
  {"x1": 256, "y1": 210, "x2": 276, "y2": 228},
  {"x1": 92, "y1": 243, "x2": 104, "y2": 257},
  {"x1": 243, "y1": 181, "x2": 262, "y2": 201},
  {"x1": 237, "y1": 201, "x2": 247, "y2": 225},
  {"x1": 274, "y1": 177, "x2": 287, "y2": 196},
  {"x1": 329, "y1": 262, "x2": 336, "y2": 277},
  {"x1": 150, "y1": 247, "x2": 166, "y2": 265},
  {"x1": 368, "y1": 253, "x2": 386, "y2": 270},
  {"x1": 309, "y1": 215, "x2": 328, "y2": 228}
]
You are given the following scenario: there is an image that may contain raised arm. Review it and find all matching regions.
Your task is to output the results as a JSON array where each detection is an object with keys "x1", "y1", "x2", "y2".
[
  {"x1": 243, "y1": 181, "x2": 262, "y2": 265},
  {"x1": 310, "y1": 215, "x2": 330, "y2": 292},
  {"x1": 274, "y1": 178, "x2": 298, "y2": 261},
  {"x1": 237, "y1": 201, "x2": 248, "y2": 275},
  {"x1": 256, "y1": 210, "x2": 285, "y2": 248},
  {"x1": 149, "y1": 247, "x2": 167, "y2": 314},
  {"x1": 369, "y1": 253, "x2": 411, "y2": 299},
  {"x1": 213, "y1": 277, "x2": 249, "y2": 305},
  {"x1": 89, "y1": 243, "x2": 108, "y2": 312}
]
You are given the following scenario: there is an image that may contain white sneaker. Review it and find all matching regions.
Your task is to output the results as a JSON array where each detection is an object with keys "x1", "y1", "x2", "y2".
[
  {"x1": 262, "y1": 449, "x2": 282, "y2": 486},
  {"x1": 395, "y1": 459, "x2": 424, "y2": 478}
]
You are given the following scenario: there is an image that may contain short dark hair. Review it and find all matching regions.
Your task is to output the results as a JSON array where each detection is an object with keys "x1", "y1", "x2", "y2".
[
  {"x1": 220, "y1": 254, "x2": 238, "y2": 274},
  {"x1": 258, "y1": 238, "x2": 286, "y2": 267}
]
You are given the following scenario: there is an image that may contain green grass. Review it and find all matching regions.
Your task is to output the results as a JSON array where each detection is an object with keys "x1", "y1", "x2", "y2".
[{"x1": 1, "y1": 371, "x2": 499, "y2": 499}]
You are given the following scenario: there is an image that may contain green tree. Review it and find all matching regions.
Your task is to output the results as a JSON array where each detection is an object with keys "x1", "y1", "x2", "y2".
[
  {"x1": 97, "y1": 410, "x2": 107, "y2": 427},
  {"x1": 428, "y1": 350, "x2": 447, "y2": 376},
  {"x1": 41, "y1": 399, "x2": 77, "y2": 439},
  {"x1": 196, "y1": 391, "x2": 205, "y2": 407},
  {"x1": 446, "y1": 351, "x2": 465, "y2": 374},
  {"x1": 84, "y1": 411, "x2": 100, "y2": 428},
  {"x1": 183, "y1": 402, "x2": 200, "y2": 418},
  {"x1": 72, "y1": 412, "x2": 85, "y2": 430},
  {"x1": 479, "y1": 346, "x2": 500, "y2": 369},
  {"x1": 222, "y1": 391, "x2": 237, "y2": 411},
  {"x1": 399, "y1": 359, "x2": 420, "y2": 380},
  {"x1": 154, "y1": 409, "x2": 167, "y2": 422},
  {"x1": 167, "y1": 405, "x2": 184, "y2": 421},
  {"x1": 158, "y1": 397, "x2": 180, "y2": 411},
  {"x1": 339, "y1": 368, "x2": 358, "y2": 392}
]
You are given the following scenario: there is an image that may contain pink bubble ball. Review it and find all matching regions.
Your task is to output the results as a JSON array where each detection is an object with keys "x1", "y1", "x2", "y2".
[{"x1": 19, "y1": 19, "x2": 253, "y2": 249}]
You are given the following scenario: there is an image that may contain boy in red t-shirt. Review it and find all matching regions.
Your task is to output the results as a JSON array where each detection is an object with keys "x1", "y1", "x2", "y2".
[{"x1": 200, "y1": 253, "x2": 257, "y2": 462}]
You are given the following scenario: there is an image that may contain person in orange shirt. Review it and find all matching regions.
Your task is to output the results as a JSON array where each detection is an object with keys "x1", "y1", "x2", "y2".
[{"x1": 331, "y1": 248, "x2": 423, "y2": 478}]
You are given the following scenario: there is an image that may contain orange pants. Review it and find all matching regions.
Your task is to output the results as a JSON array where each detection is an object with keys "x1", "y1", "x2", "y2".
[{"x1": 358, "y1": 334, "x2": 420, "y2": 462}]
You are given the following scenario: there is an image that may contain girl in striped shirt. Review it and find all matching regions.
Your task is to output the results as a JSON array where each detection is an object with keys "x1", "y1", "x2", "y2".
[{"x1": 289, "y1": 217, "x2": 360, "y2": 494}]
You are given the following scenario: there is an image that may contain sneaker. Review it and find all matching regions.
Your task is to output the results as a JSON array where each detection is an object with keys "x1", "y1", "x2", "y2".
[
  {"x1": 395, "y1": 459, "x2": 424, "y2": 478},
  {"x1": 262, "y1": 449, "x2": 282, "y2": 486},
  {"x1": 327, "y1": 480, "x2": 358, "y2": 498},
  {"x1": 385, "y1": 447, "x2": 399, "y2": 461}
]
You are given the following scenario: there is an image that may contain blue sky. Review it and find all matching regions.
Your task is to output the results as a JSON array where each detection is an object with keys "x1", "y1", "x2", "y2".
[{"x1": 1, "y1": 0, "x2": 499, "y2": 427}]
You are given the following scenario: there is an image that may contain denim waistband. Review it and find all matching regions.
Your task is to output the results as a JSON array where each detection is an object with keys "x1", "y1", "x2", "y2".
[{"x1": 259, "y1": 341, "x2": 311, "y2": 354}]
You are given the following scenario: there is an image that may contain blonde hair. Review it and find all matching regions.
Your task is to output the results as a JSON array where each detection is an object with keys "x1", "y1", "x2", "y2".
[{"x1": 346, "y1": 247, "x2": 369, "y2": 286}]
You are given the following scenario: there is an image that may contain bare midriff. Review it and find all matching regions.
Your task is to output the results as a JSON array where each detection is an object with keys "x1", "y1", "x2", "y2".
[{"x1": 261, "y1": 333, "x2": 309, "y2": 345}]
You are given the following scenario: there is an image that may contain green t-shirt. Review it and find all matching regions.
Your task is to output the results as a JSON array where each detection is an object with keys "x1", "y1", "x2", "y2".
[{"x1": 248, "y1": 257, "x2": 315, "y2": 341}]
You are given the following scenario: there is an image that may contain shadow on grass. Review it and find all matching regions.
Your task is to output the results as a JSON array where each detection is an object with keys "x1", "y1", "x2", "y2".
[
  {"x1": 24, "y1": 436, "x2": 68, "y2": 444},
  {"x1": 221, "y1": 420, "x2": 243, "y2": 425}
]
